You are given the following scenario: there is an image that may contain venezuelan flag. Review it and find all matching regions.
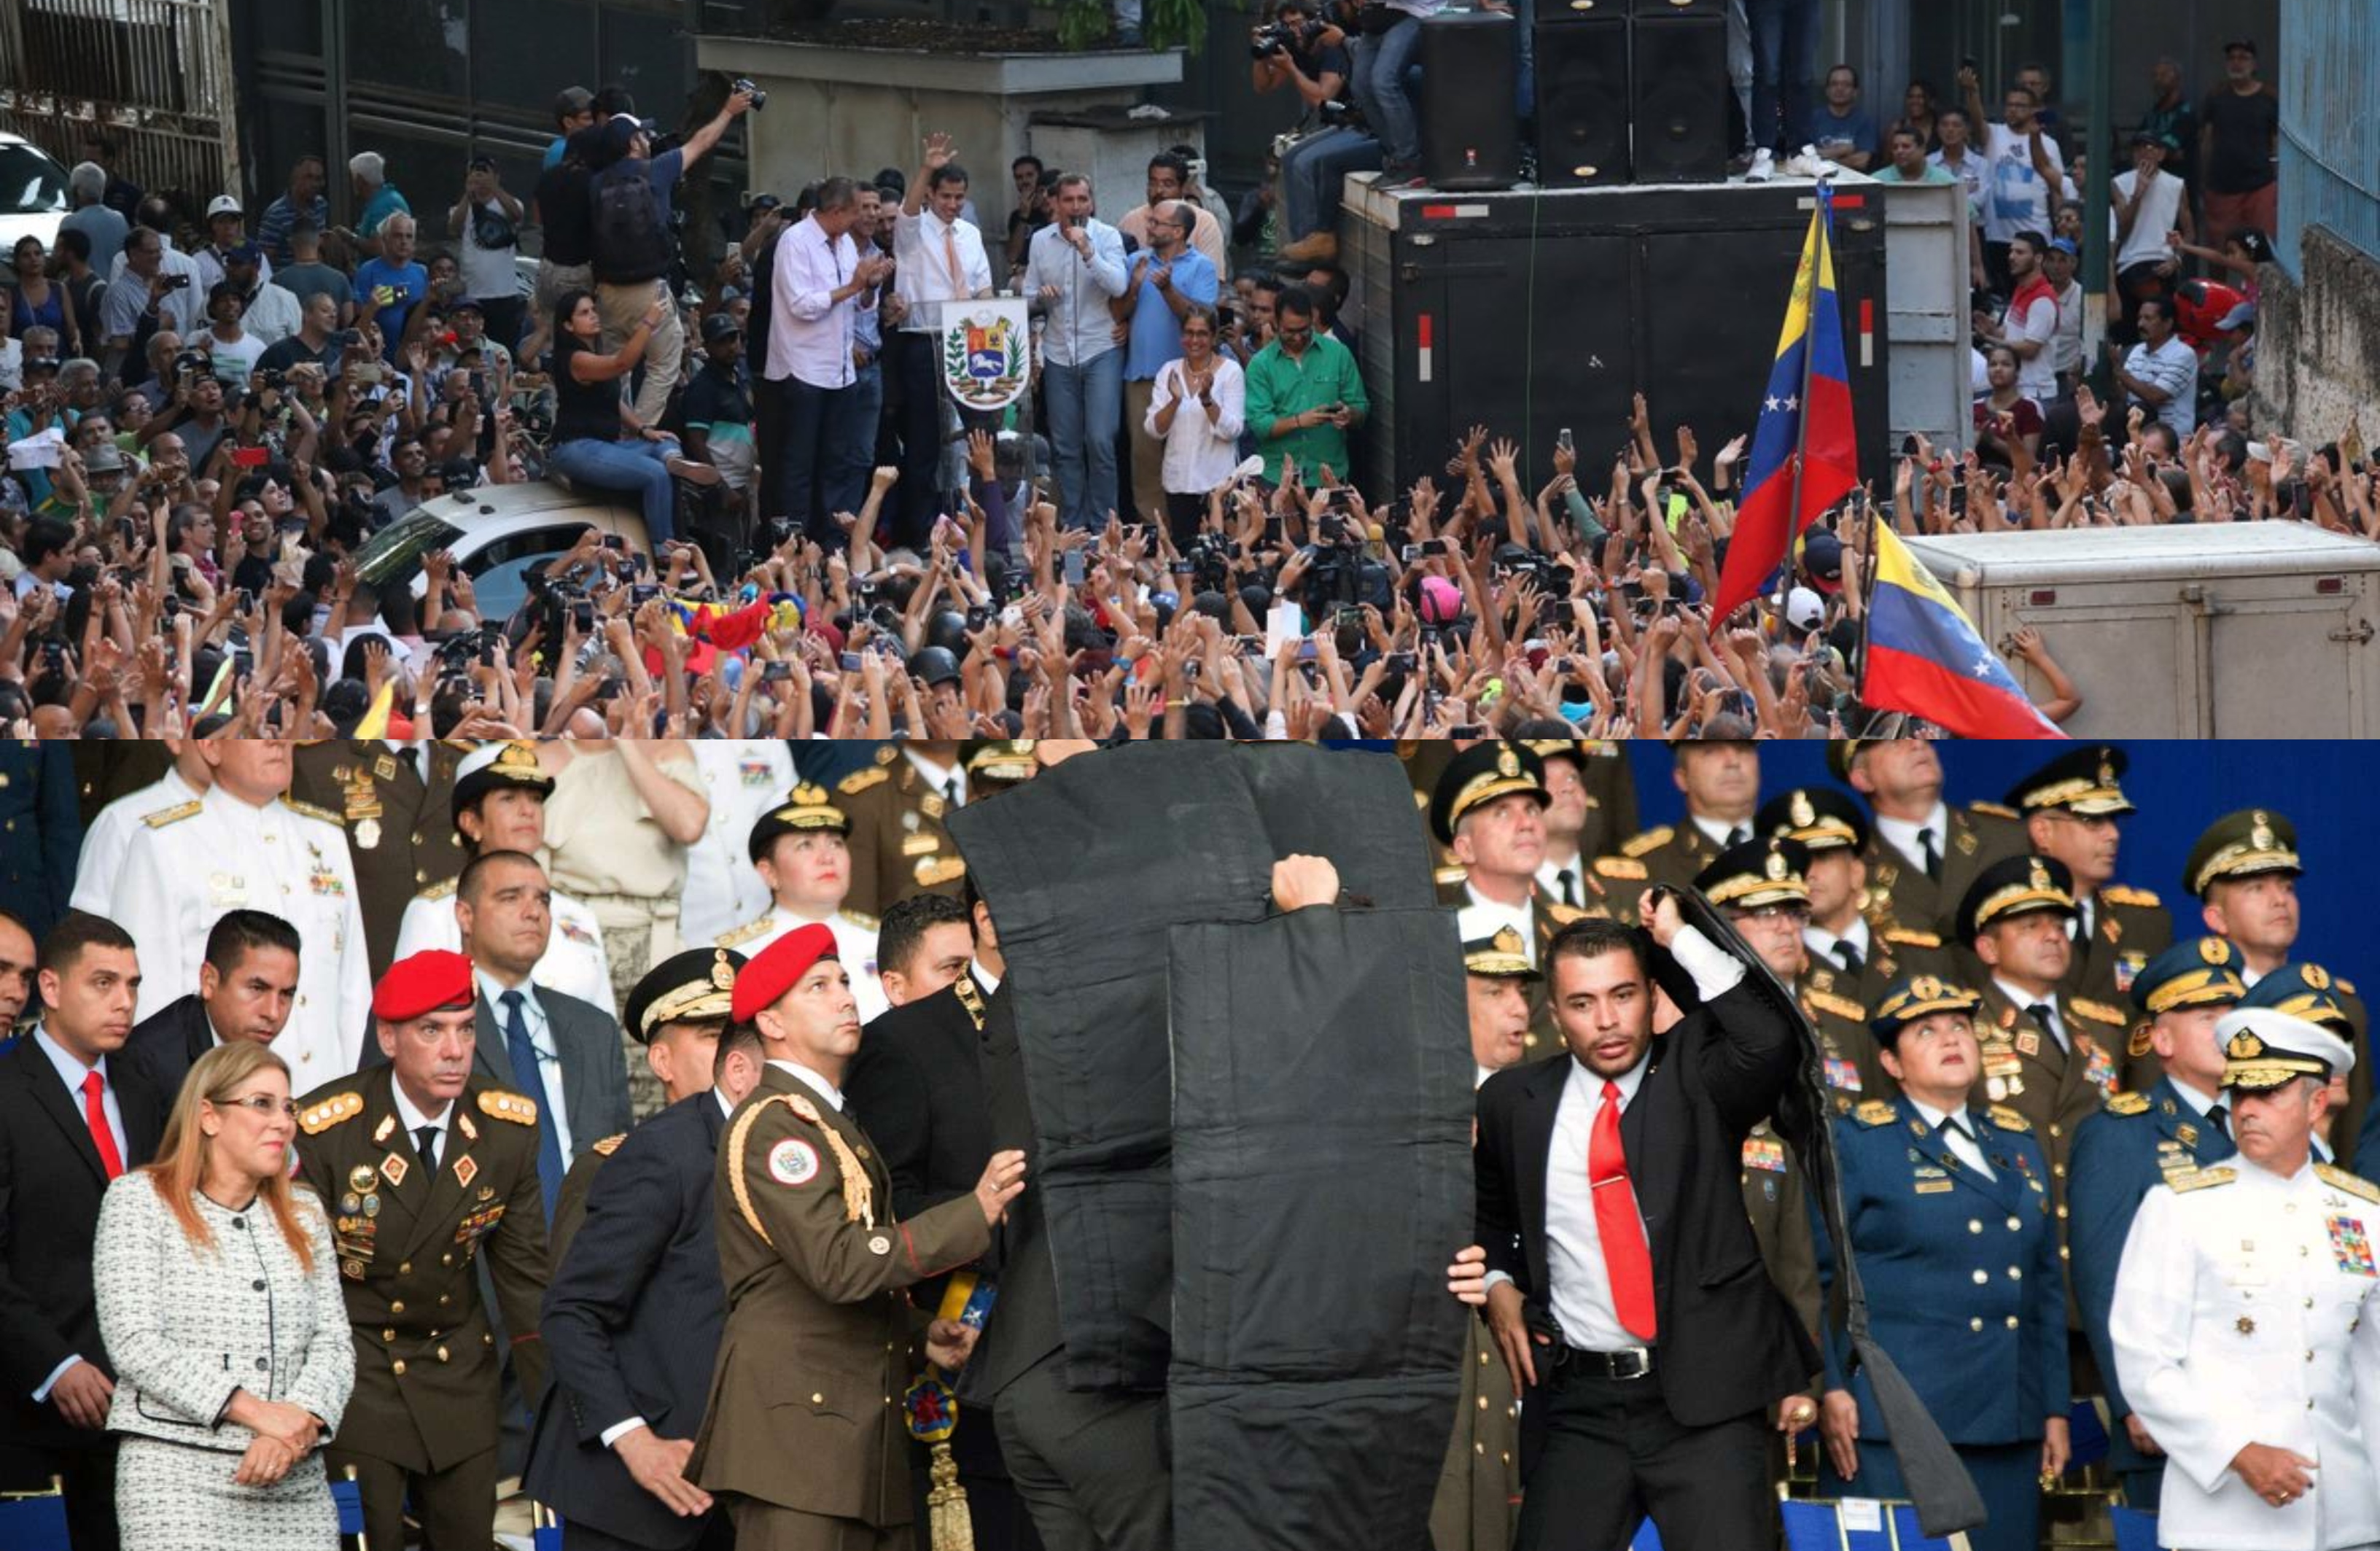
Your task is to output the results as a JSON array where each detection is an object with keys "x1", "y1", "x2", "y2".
[
  {"x1": 1861, "y1": 524, "x2": 2066, "y2": 739},
  {"x1": 1710, "y1": 187, "x2": 1860, "y2": 623}
]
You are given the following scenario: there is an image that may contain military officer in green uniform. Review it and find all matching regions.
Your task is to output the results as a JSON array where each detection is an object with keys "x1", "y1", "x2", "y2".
[
  {"x1": 837, "y1": 744, "x2": 970, "y2": 920},
  {"x1": 1513, "y1": 723, "x2": 1638, "y2": 898},
  {"x1": 1832, "y1": 739, "x2": 2030, "y2": 942},
  {"x1": 1606, "y1": 741, "x2": 1765, "y2": 899},
  {"x1": 293, "y1": 947, "x2": 551, "y2": 1551},
  {"x1": 1758, "y1": 785, "x2": 1953, "y2": 1014},
  {"x1": 690, "y1": 922, "x2": 1024, "y2": 1551},
  {"x1": 2003, "y1": 748, "x2": 2173, "y2": 1068},
  {"x1": 292, "y1": 740, "x2": 470, "y2": 979},
  {"x1": 2186, "y1": 806, "x2": 2374, "y2": 1175}
]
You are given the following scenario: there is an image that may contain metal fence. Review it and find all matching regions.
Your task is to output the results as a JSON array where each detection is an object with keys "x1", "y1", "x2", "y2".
[
  {"x1": 0, "y1": 0, "x2": 241, "y2": 210},
  {"x1": 2276, "y1": 0, "x2": 2380, "y2": 276}
]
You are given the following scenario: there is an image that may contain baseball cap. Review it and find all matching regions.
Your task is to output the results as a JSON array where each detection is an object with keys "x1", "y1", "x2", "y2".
[
  {"x1": 206, "y1": 194, "x2": 243, "y2": 219},
  {"x1": 225, "y1": 242, "x2": 262, "y2": 266},
  {"x1": 2048, "y1": 236, "x2": 2080, "y2": 257},
  {"x1": 599, "y1": 115, "x2": 651, "y2": 165},
  {"x1": 701, "y1": 311, "x2": 742, "y2": 343},
  {"x1": 1786, "y1": 586, "x2": 1825, "y2": 633},
  {"x1": 2222, "y1": 38, "x2": 2257, "y2": 56}
]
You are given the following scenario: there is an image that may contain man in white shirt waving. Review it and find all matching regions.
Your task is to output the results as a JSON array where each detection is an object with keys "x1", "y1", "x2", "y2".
[{"x1": 890, "y1": 133, "x2": 995, "y2": 550}]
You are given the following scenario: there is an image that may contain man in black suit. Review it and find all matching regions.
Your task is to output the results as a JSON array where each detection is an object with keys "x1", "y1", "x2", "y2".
[
  {"x1": 525, "y1": 957, "x2": 766, "y2": 1551},
  {"x1": 0, "y1": 913, "x2": 166, "y2": 1551},
  {"x1": 119, "y1": 908, "x2": 302, "y2": 1103},
  {"x1": 1476, "y1": 888, "x2": 1817, "y2": 1551},
  {"x1": 454, "y1": 850, "x2": 635, "y2": 1224},
  {"x1": 0, "y1": 906, "x2": 35, "y2": 1037},
  {"x1": 846, "y1": 887, "x2": 1043, "y2": 1551}
]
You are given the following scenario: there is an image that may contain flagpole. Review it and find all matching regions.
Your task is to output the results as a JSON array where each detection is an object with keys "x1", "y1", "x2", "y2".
[{"x1": 1774, "y1": 171, "x2": 1835, "y2": 627}]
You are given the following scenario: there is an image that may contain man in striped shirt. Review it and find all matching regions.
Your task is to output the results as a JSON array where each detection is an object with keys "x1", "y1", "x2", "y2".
[{"x1": 2109, "y1": 295, "x2": 2198, "y2": 439}]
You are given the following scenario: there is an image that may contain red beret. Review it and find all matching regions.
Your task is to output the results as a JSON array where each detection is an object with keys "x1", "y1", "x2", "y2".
[
  {"x1": 731, "y1": 924, "x2": 840, "y2": 1023},
  {"x1": 373, "y1": 949, "x2": 477, "y2": 1022}
]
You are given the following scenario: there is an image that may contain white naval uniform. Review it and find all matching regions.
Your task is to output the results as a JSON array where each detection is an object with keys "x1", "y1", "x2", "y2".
[
  {"x1": 69, "y1": 766, "x2": 200, "y2": 917},
  {"x1": 680, "y1": 741, "x2": 798, "y2": 946},
  {"x1": 112, "y1": 786, "x2": 373, "y2": 1081},
  {"x1": 715, "y1": 905, "x2": 886, "y2": 1024},
  {"x1": 2112, "y1": 1155, "x2": 2380, "y2": 1551},
  {"x1": 389, "y1": 882, "x2": 618, "y2": 1016}
]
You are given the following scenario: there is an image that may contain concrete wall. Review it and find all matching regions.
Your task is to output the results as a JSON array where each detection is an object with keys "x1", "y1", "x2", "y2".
[{"x1": 2253, "y1": 225, "x2": 2380, "y2": 446}]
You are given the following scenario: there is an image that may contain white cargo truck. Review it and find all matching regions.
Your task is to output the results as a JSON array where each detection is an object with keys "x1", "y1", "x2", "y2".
[{"x1": 1900, "y1": 524, "x2": 2380, "y2": 737}]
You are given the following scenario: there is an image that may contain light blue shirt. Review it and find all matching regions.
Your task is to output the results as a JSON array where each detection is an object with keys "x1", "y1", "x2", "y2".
[
  {"x1": 29, "y1": 1025, "x2": 127, "y2": 1404},
  {"x1": 1024, "y1": 218, "x2": 1128, "y2": 369},
  {"x1": 478, "y1": 971, "x2": 576, "y2": 1165},
  {"x1": 1121, "y1": 244, "x2": 1219, "y2": 381}
]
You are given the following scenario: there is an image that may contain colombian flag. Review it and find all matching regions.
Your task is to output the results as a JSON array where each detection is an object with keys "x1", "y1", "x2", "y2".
[
  {"x1": 1862, "y1": 524, "x2": 2066, "y2": 739},
  {"x1": 1710, "y1": 187, "x2": 1860, "y2": 623}
]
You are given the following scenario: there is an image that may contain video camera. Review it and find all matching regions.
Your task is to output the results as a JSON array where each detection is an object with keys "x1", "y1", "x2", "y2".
[{"x1": 1251, "y1": 15, "x2": 1326, "y2": 58}]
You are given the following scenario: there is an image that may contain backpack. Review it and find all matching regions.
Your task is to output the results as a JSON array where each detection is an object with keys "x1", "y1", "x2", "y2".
[{"x1": 591, "y1": 165, "x2": 669, "y2": 284}]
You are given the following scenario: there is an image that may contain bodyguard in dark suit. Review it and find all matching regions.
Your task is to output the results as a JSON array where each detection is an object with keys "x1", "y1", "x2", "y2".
[
  {"x1": 2068, "y1": 938, "x2": 2246, "y2": 1512},
  {"x1": 526, "y1": 951, "x2": 761, "y2": 1551},
  {"x1": 0, "y1": 914, "x2": 165, "y2": 1551},
  {"x1": 1474, "y1": 891, "x2": 1815, "y2": 1551},
  {"x1": 118, "y1": 909, "x2": 302, "y2": 1104},
  {"x1": 0, "y1": 739, "x2": 80, "y2": 941}
]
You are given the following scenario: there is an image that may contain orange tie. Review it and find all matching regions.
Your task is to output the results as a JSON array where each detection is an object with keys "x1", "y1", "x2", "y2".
[
  {"x1": 943, "y1": 222, "x2": 965, "y2": 295},
  {"x1": 1590, "y1": 1081, "x2": 1656, "y2": 1341}
]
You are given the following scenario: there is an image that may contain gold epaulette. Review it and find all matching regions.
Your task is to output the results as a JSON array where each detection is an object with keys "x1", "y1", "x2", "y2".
[
  {"x1": 2104, "y1": 1091, "x2": 2150, "y2": 1116},
  {"x1": 840, "y1": 909, "x2": 879, "y2": 930},
  {"x1": 1544, "y1": 901, "x2": 1588, "y2": 925},
  {"x1": 2071, "y1": 997, "x2": 2127, "y2": 1027},
  {"x1": 717, "y1": 915, "x2": 775, "y2": 949},
  {"x1": 418, "y1": 879, "x2": 459, "y2": 902},
  {"x1": 1619, "y1": 825, "x2": 1673, "y2": 859},
  {"x1": 1968, "y1": 801, "x2": 2021, "y2": 820},
  {"x1": 953, "y1": 973, "x2": 987, "y2": 1031},
  {"x1": 1434, "y1": 864, "x2": 1470, "y2": 887},
  {"x1": 1882, "y1": 927, "x2": 1942, "y2": 949},
  {"x1": 839, "y1": 767, "x2": 890, "y2": 796},
  {"x1": 2169, "y1": 1167, "x2": 2236, "y2": 1193},
  {"x1": 1853, "y1": 1100, "x2": 1897, "y2": 1127},
  {"x1": 726, "y1": 1092, "x2": 874, "y2": 1248},
  {"x1": 2101, "y1": 885, "x2": 2162, "y2": 909},
  {"x1": 2341, "y1": 977, "x2": 2360, "y2": 997},
  {"x1": 2317, "y1": 1163, "x2": 2380, "y2": 1203},
  {"x1": 1985, "y1": 1105, "x2": 2031, "y2": 1133},
  {"x1": 1411, "y1": 789, "x2": 1429, "y2": 809},
  {"x1": 1803, "y1": 989, "x2": 1867, "y2": 1022},
  {"x1": 142, "y1": 799, "x2": 203, "y2": 828},
  {"x1": 590, "y1": 1133, "x2": 626, "y2": 1157},
  {"x1": 873, "y1": 743, "x2": 898, "y2": 766},
  {"x1": 1594, "y1": 856, "x2": 1649, "y2": 880},
  {"x1": 478, "y1": 1089, "x2": 539, "y2": 1126},
  {"x1": 298, "y1": 1092, "x2": 362, "y2": 1134},
  {"x1": 914, "y1": 856, "x2": 966, "y2": 887},
  {"x1": 281, "y1": 798, "x2": 343, "y2": 825}
]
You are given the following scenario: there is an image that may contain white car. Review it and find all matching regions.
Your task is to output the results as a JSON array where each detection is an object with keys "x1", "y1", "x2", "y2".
[
  {"x1": 0, "y1": 133, "x2": 71, "y2": 254},
  {"x1": 351, "y1": 477, "x2": 645, "y2": 625}
]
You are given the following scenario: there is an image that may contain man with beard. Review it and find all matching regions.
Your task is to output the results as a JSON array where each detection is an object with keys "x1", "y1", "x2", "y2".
[
  {"x1": 1832, "y1": 739, "x2": 2030, "y2": 942},
  {"x1": 1611, "y1": 743, "x2": 1763, "y2": 898}
]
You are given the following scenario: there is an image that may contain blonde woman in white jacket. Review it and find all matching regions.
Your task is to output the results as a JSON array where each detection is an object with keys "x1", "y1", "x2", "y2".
[{"x1": 93, "y1": 1041, "x2": 353, "y2": 1551}]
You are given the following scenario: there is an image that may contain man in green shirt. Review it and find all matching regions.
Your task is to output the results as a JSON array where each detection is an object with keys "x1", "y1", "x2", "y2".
[
  {"x1": 1871, "y1": 125, "x2": 1958, "y2": 185},
  {"x1": 1244, "y1": 285, "x2": 1367, "y2": 484}
]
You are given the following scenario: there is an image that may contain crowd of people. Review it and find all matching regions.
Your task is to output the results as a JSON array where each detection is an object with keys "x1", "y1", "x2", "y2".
[
  {"x1": 2, "y1": 735, "x2": 2377, "y2": 1551},
  {"x1": 0, "y1": 20, "x2": 2360, "y2": 743}
]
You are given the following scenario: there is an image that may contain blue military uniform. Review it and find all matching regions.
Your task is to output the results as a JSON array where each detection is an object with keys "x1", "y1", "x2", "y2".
[{"x1": 1812, "y1": 978, "x2": 2069, "y2": 1551}]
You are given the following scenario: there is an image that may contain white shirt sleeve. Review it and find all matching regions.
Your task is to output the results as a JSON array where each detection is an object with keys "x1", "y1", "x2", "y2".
[
  {"x1": 1665, "y1": 923, "x2": 1748, "y2": 1001},
  {"x1": 600, "y1": 1415, "x2": 649, "y2": 1447}
]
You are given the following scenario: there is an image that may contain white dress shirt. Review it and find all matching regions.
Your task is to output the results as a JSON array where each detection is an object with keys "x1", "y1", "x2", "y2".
[
  {"x1": 389, "y1": 1078, "x2": 459, "y2": 1168},
  {"x1": 1535, "y1": 849, "x2": 1587, "y2": 909},
  {"x1": 478, "y1": 971, "x2": 577, "y2": 1166},
  {"x1": 1908, "y1": 1096, "x2": 1996, "y2": 1179},
  {"x1": 1875, "y1": 801, "x2": 1953, "y2": 876},
  {"x1": 1691, "y1": 813, "x2": 1754, "y2": 851},
  {"x1": 29, "y1": 1027, "x2": 131, "y2": 1404},
  {"x1": 903, "y1": 750, "x2": 967, "y2": 809},
  {"x1": 769, "y1": 214, "x2": 871, "y2": 389},
  {"x1": 393, "y1": 887, "x2": 613, "y2": 1014},
  {"x1": 970, "y1": 959, "x2": 1002, "y2": 995},
  {"x1": 891, "y1": 209, "x2": 992, "y2": 330},
  {"x1": 1994, "y1": 977, "x2": 2068, "y2": 1054},
  {"x1": 770, "y1": 1059, "x2": 846, "y2": 1113},
  {"x1": 1804, "y1": 917, "x2": 1873, "y2": 976}
]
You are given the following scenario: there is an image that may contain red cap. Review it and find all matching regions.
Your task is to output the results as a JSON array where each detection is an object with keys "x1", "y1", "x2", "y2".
[
  {"x1": 373, "y1": 949, "x2": 476, "y2": 1022},
  {"x1": 731, "y1": 923, "x2": 839, "y2": 1023}
]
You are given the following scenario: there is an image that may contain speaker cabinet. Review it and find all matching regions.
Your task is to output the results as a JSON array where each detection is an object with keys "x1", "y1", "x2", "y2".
[
  {"x1": 1630, "y1": 15, "x2": 1729, "y2": 184},
  {"x1": 1418, "y1": 10, "x2": 1520, "y2": 191},
  {"x1": 1534, "y1": 18, "x2": 1630, "y2": 187}
]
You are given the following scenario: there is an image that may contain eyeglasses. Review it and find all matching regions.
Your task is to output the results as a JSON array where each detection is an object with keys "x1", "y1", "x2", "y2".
[
  {"x1": 1727, "y1": 903, "x2": 1811, "y2": 923},
  {"x1": 216, "y1": 1093, "x2": 299, "y2": 1119}
]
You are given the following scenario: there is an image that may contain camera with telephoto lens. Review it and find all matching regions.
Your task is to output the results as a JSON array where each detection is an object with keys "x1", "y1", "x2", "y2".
[
  {"x1": 1251, "y1": 16, "x2": 1324, "y2": 58},
  {"x1": 733, "y1": 77, "x2": 768, "y2": 110}
]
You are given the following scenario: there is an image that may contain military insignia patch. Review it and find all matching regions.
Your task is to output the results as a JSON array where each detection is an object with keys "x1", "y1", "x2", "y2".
[
  {"x1": 2330, "y1": 1216, "x2": 2378, "y2": 1278},
  {"x1": 769, "y1": 1138, "x2": 821, "y2": 1187},
  {"x1": 1822, "y1": 1056, "x2": 1863, "y2": 1093},
  {"x1": 868, "y1": 1233, "x2": 892, "y2": 1256},
  {"x1": 454, "y1": 1155, "x2": 478, "y2": 1191},
  {"x1": 1741, "y1": 1136, "x2": 1786, "y2": 1173},
  {"x1": 380, "y1": 1152, "x2": 409, "y2": 1189}
]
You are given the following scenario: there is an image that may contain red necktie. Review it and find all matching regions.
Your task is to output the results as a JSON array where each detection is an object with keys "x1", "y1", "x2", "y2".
[
  {"x1": 1590, "y1": 1080, "x2": 1656, "y2": 1341},
  {"x1": 82, "y1": 1070, "x2": 125, "y2": 1180}
]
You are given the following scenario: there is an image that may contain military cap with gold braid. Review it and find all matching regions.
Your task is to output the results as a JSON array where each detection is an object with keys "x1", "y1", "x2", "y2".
[
  {"x1": 1956, "y1": 853, "x2": 2077, "y2": 946},
  {"x1": 747, "y1": 783, "x2": 851, "y2": 859},
  {"x1": 2182, "y1": 808, "x2": 2302, "y2": 899},
  {"x1": 1428, "y1": 741, "x2": 1548, "y2": 846},
  {"x1": 1824, "y1": 740, "x2": 1880, "y2": 783},
  {"x1": 1694, "y1": 836, "x2": 1813, "y2": 911},
  {"x1": 1869, "y1": 971, "x2": 1983, "y2": 1046},
  {"x1": 2215, "y1": 1006, "x2": 2356, "y2": 1094},
  {"x1": 2128, "y1": 937, "x2": 2249, "y2": 1019},
  {"x1": 1755, "y1": 786, "x2": 1869, "y2": 854},
  {"x1": 1461, "y1": 925, "x2": 1541, "y2": 981},
  {"x1": 2238, "y1": 961, "x2": 2355, "y2": 1032},
  {"x1": 451, "y1": 740, "x2": 555, "y2": 827},
  {"x1": 2005, "y1": 745, "x2": 2136, "y2": 817},
  {"x1": 963, "y1": 739, "x2": 1038, "y2": 785},
  {"x1": 623, "y1": 947, "x2": 747, "y2": 1045}
]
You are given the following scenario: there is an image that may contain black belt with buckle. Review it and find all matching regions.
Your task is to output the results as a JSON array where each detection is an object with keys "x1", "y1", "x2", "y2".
[{"x1": 1558, "y1": 1345, "x2": 1656, "y2": 1381}]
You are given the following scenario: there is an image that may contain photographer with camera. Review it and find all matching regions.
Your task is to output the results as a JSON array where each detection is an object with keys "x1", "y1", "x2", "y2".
[
  {"x1": 1250, "y1": 0, "x2": 1375, "y2": 266},
  {"x1": 590, "y1": 80, "x2": 757, "y2": 429},
  {"x1": 99, "y1": 228, "x2": 203, "y2": 384},
  {"x1": 449, "y1": 155, "x2": 526, "y2": 357}
]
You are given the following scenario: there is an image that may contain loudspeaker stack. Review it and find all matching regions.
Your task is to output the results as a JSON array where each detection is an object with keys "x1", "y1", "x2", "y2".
[{"x1": 1536, "y1": 0, "x2": 1727, "y2": 188}]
